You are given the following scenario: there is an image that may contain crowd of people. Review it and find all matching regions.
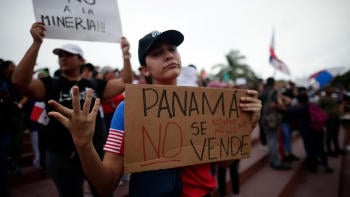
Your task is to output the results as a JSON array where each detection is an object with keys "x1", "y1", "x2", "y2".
[
  {"x1": 258, "y1": 77, "x2": 349, "y2": 174},
  {"x1": 0, "y1": 21, "x2": 349, "y2": 197}
]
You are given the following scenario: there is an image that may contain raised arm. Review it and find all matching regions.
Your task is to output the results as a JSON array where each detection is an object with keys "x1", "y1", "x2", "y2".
[
  {"x1": 11, "y1": 22, "x2": 46, "y2": 101},
  {"x1": 239, "y1": 89, "x2": 262, "y2": 131},
  {"x1": 119, "y1": 37, "x2": 133, "y2": 84},
  {"x1": 48, "y1": 86, "x2": 124, "y2": 196},
  {"x1": 102, "y1": 37, "x2": 133, "y2": 100}
]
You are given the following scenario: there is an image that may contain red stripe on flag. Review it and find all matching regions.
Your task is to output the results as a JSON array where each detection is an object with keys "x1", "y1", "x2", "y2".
[{"x1": 30, "y1": 105, "x2": 44, "y2": 122}]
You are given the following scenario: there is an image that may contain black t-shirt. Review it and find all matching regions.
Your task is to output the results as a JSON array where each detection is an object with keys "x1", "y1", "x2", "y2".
[{"x1": 40, "y1": 76, "x2": 107, "y2": 157}]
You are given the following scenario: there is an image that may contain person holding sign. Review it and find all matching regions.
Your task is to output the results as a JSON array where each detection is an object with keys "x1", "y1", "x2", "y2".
[
  {"x1": 11, "y1": 22, "x2": 132, "y2": 197},
  {"x1": 47, "y1": 30, "x2": 262, "y2": 196}
]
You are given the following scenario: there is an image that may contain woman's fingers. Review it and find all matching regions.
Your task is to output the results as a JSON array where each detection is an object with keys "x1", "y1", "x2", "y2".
[
  {"x1": 47, "y1": 100, "x2": 71, "y2": 128},
  {"x1": 72, "y1": 86, "x2": 81, "y2": 115},
  {"x1": 48, "y1": 99, "x2": 72, "y2": 119},
  {"x1": 245, "y1": 89, "x2": 258, "y2": 98},
  {"x1": 240, "y1": 96, "x2": 262, "y2": 112},
  {"x1": 89, "y1": 98, "x2": 100, "y2": 120},
  {"x1": 83, "y1": 88, "x2": 94, "y2": 115}
]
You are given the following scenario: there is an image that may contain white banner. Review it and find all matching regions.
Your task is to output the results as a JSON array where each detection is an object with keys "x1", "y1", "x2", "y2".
[{"x1": 32, "y1": 0, "x2": 122, "y2": 43}]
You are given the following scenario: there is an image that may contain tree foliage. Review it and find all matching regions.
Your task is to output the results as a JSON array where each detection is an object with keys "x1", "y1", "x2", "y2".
[
  {"x1": 331, "y1": 69, "x2": 350, "y2": 90},
  {"x1": 211, "y1": 49, "x2": 258, "y2": 85}
]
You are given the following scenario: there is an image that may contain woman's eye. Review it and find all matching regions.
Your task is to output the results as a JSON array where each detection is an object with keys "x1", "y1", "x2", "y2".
[
  {"x1": 168, "y1": 47, "x2": 176, "y2": 52},
  {"x1": 150, "y1": 50, "x2": 162, "y2": 57}
]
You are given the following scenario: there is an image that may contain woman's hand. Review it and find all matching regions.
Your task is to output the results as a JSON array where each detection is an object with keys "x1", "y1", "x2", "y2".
[
  {"x1": 48, "y1": 86, "x2": 100, "y2": 149},
  {"x1": 239, "y1": 89, "x2": 262, "y2": 130},
  {"x1": 30, "y1": 22, "x2": 46, "y2": 44}
]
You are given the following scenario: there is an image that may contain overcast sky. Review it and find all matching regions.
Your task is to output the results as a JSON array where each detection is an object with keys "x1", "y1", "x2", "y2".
[{"x1": 1, "y1": 0, "x2": 350, "y2": 83}]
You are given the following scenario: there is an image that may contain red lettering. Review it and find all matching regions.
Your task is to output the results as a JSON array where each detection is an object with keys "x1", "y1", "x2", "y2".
[{"x1": 142, "y1": 122, "x2": 183, "y2": 162}]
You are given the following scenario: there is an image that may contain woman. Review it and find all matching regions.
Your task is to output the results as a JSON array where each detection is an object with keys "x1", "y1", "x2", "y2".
[{"x1": 48, "y1": 30, "x2": 262, "y2": 196}]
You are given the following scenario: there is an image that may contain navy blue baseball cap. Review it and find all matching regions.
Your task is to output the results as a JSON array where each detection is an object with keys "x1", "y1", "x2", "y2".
[{"x1": 138, "y1": 30, "x2": 184, "y2": 66}]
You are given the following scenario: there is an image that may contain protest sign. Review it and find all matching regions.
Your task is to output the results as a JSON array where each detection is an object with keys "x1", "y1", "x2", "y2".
[
  {"x1": 32, "y1": 0, "x2": 122, "y2": 43},
  {"x1": 124, "y1": 84, "x2": 252, "y2": 173}
]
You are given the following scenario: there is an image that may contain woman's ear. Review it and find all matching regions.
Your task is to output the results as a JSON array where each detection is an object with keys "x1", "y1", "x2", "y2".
[
  {"x1": 143, "y1": 66, "x2": 150, "y2": 77},
  {"x1": 143, "y1": 66, "x2": 153, "y2": 84}
]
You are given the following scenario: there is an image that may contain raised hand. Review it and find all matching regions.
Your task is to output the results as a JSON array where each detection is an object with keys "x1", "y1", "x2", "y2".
[
  {"x1": 30, "y1": 22, "x2": 46, "y2": 43},
  {"x1": 48, "y1": 86, "x2": 100, "y2": 148}
]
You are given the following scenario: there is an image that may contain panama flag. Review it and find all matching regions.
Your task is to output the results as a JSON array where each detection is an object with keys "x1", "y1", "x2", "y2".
[
  {"x1": 30, "y1": 102, "x2": 50, "y2": 126},
  {"x1": 269, "y1": 30, "x2": 291, "y2": 75}
]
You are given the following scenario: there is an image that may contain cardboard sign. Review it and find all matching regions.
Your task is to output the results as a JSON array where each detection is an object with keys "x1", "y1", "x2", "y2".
[
  {"x1": 124, "y1": 84, "x2": 252, "y2": 173},
  {"x1": 32, "y1": 0, "x2": 122, "y2": 43}
]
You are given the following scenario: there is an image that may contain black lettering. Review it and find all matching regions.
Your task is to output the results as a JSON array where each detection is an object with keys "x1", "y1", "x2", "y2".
[
  {"x1": 87, "y1": 18, "x2": 96, "y2": 31},
  {"x1": 200, "y1": 121, "x2": 207, "y2": 135},
  {"x1": 51, "y1": 16, "x2": 56, "y2": 26},
  {"x1": 64, "y1": 5, "x2": 72, "y2": 13},
  {"x1": 67, "y1": 0, "x2": 96, "y2": 5},
  {"x1": 219, "y1": 137, "x2": 229, "y2": 158},
  {"x1": 41, "y1": 15, "x2": 51, "y2": 26},
  {"x1": 65, "y1": 17, "x2": 74, "y2": 28},
  {"x1": 87, "y1": 9, "x2": 94, "y2": 15},
  {"x1": 191, "y1": 122, "x2": 200, "y2": 136},
  {"x1": 83, "y1": 0, "x2": 96, "y2": 5},
  {"x1": 40, "y1": 14, "x2": 104, "y2": 32},
  {"x1": 229, "y1": 92, "x2": 239, "y2": 118},
  {"x1": 190, "y1": 139, "x2": 206, "y2": 161},
  {"x1": 241, "y1": 135, "x2": 249, "y2": 156},
  {"x1": 189, "y1": 92, "x2": 199, "y2": 116},
  {"x1": 207, "y1": 137, "x2": 217, "y2": 160},
  {"x1": 230, "y1": 136, "x2": 241, "y2": 156},
  {"x1": 100, "y1": 22, "x2": 105, "y2": 32},
  {"x1": 202, "y1": 92, "x2": 225, "y2": 116},
  {"x1": 172, "y1": 91, "x2": 187, "y2": 117},
  {"x1": 142, "y1": 88, "x2": 158, "y2": 116},
  {"x1": 57, "y1": 16, "x2": 65, "y2": 27},
  {"x1": 75, "y1": 17, "x2": 86, "y2": 30},
  {"x1": 158, "y1": 90, "x2": 172, "y2": 118}
]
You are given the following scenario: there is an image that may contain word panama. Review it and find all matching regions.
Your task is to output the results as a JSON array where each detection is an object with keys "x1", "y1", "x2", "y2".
[{"x1": 142, "y1": 87, "x2": 240, "y2": 119}]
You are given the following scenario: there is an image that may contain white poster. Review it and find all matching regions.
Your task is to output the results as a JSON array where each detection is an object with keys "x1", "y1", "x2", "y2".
[{"x1": 32, "y1": 0, "x2": 122, "y2": 43}]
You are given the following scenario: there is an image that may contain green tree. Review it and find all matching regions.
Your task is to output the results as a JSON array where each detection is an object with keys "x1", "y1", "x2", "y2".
[
  {"x1": 211, "y1": 50, "x2": 258, "y2": 85},
  {"x1": 331, "y1": 69, "x2": 350, "y2": 90}
]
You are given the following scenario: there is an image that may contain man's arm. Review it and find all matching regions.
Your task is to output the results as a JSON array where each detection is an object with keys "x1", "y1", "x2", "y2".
[
  {"x1": 102, "y1": 37, "x2": 132, "y2": 100},
  {"x1": 12, "y1": 22, "x2": 46, "y2": 101},
  {"x1": 118, "y1": 37, "x2": 133, "y2": 84}
]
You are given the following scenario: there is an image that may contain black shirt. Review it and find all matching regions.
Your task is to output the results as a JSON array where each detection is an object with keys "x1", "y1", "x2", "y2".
[{"x1": 40, "y1": 76, "x2": 107, "y2": 157}]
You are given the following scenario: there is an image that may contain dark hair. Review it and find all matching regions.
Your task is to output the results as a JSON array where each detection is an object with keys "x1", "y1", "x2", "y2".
[
  {"x1": 145, "y1": 75, "x2": 153, "y2": 84},
  {"x1": 54, "y1": 69, "x2": 61, "y2": 77},
  {"x1": 297, "y1": 93, "x2": 309, "y2": 104},
  {"x1": 83, "y1": 63, "x2": 95, "y2": 72},
  {"x1": 0, "y1": 60, "x2": 14, "y2": 79},
  {"x1": 266, "y1": 77, "x2": 275, "y2": 87}
]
